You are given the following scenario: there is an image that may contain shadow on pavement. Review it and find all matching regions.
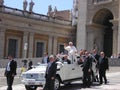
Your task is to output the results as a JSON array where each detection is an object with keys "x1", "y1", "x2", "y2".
[
  {"x1": 59, "y1": 83, "x2": 82, "y2": 90},
  {"x1": 58, "y1": 82, "x2": 102, "y2": 90}
]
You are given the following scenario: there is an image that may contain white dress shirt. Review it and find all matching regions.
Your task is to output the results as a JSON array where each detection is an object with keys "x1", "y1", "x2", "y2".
[{"x1": 6, "y1": 61, "x2": 11, "y2": 71}]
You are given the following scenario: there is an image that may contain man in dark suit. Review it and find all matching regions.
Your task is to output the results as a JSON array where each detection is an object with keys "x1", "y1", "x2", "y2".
[
  {"x1": 98, "y1": 51, "x2": 109, "y2": 84},
  {"x1": 82, "y1": 51, "x2": 92, "y2": 88},
  {"x1": 43, "y1": 55, "x2": 57, "y2": 90},
  {"x1": 27, "y1": 60, "x2": 33, "y2": 70},
  {"x1": 62, "y1": 55, "x2": 71, "y2": 64},
  {"x1": 4, "y1": 55, "x2": 17, "y2": 90}
]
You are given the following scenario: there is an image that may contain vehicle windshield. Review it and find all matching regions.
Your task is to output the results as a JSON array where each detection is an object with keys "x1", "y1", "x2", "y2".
[{"x1": 35, "y1": 64, "x2": 47, "y2": 68}]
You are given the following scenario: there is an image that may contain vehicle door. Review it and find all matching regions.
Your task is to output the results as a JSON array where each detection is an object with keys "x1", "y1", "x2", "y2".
[
  {"x1": 57, "y1": 62, "x2": 74, "y2": 81},
  {"x1": 69, "y1": 57, "x2": 83, "y2": 79}
]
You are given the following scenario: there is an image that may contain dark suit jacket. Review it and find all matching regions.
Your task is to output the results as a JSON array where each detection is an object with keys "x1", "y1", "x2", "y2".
[
  {"x1": 98, "y1": 57, "x2": 109, "y2": 70},
  {"x1": 94, "y1": 54, "x2": 100, "y2": 68},
  {"x1": 45, "y1": 61, "x2": 57, "y2": 79},
  {"x1": 94, "y1": 54, "x2": 100, "y2": 61},
  {"x1": 82, "y1": 56, "x2": 92, "y2": 72},
  {"x1": 5, "y1": 60, "x2": 17, "y2": 77},
  {"x1": 63, "y1": 59, "x2": 71, "y2": 64}
]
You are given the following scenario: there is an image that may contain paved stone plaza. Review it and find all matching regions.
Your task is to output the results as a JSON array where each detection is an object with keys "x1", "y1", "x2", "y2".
[{"x1": 0, "y1": 66, "x2": 120, "y2": 90}]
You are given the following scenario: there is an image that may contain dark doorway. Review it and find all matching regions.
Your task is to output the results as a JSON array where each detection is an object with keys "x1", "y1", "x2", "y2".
[
  {"x1": 93, "y1": 8, "x2": 113, "y2": 57},
  {"x1": 8, "y1": 39, "x2": 18, "y2": 58},
  {"x1": 36, "y1": 42, "x2": 44, "y2": 57},
  {"x1": 104, "y1": 26, "x2": 113, "y2": 57},
  {"x1": 59, "y1": 44, "x2": 68, "y2": 54}
]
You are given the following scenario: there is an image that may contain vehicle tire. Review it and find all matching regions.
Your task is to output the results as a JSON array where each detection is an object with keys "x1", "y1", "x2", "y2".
[
  {"x1": 25, "y1": 85, "x2": 37, "y2": 90},
  {"x1": 54, "y1": 77, "x2": 60, "y2": 90}
]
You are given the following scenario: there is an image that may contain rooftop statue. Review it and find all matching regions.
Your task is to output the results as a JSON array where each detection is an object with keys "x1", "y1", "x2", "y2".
[
  {"x1": 29, "y1": 0, "x2": 34, "y2": 12},
  {"x1": 48, "y1": 5, "x2": 52, "y2": 13},
  {"x1": 53, "y1": 6, "x2": 57, "y2": 17},
  {"x1": 47, "y1": 5, "x2": 52, "y2": 16},
  {"x1": 54, "y1": 6, "x2": 57, "y2": 13},
  {"x1": 0, "y1": 0, "x2": 4, "y2": 6},
  {"x1": 23, "y1": 0, "x2": 28, "y2": 11}
]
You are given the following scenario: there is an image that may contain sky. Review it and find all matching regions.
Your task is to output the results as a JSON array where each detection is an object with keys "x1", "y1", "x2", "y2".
[{"x1": 4, "y1": 0, "x2": 73, "y2": 15}]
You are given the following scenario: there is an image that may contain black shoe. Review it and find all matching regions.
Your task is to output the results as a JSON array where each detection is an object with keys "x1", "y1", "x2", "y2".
[
  {"x1": 82, "y1": 85, "x2": 86, "y2": 88},
  {"x1": 105, "y1": 81, "x2": 108, "y2": 84},
  {"x1": 97, "y1": 80, "x2": 99, "y2": 82},
  {"x1": 82, "y1": 84, "x2": 86, "y2": 88},
  {"x1": 87, "y1": 85, "x2": 91, "y2": 88},
  {"x1": 99, "y1": 82, "x2": 103, "y2": 85}
]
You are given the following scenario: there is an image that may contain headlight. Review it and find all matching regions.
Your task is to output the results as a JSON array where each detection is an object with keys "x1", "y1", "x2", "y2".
[
  {"x1": 37, "y1": 73, "x2": 45, "y2": 80},
  {"x1": 21, "y1": 74, "x2": 26, "y2": 79},
  {"x1": 41, "y1": 73, "x2": 45, "y2": 78}
]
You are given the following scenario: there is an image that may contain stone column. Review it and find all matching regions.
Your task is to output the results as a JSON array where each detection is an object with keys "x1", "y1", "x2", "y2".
[
  {"x1": 76, "y1": 0, "x2": 87, "y2": 50},
  {"x1": 28, "y1": 32, "x2": 34, "y2": 58},
  {"x1": 53, "y1": 36, "x2": 58, "y2": 55},
  {"x1": 118, "y1": 1, "x2": 120, "y2": 54},
  {"x1": 0, "y1": 28, "x2": 5, "y2": 58},
  {"x1": 112, "y1": 20, "x2": 118, "y2": 56},
  {"x1": 86, "y1": 29, "x2": 94, "y2": 51},
  {"x1": 22, "y1": 31, "x2": 29, "y2": 58},
  {"x1": 48, "y1": 35, "x2": 53, "y2": 55},
  {"x1": 118, "y1": 27, "x2": 120, "y2": 53}
]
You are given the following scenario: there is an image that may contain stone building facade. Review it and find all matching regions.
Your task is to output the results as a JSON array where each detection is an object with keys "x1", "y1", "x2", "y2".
[
  {"x1": 0, "y1": 6, "x2": 75, "y2": 58},
  {"x1": 75, "y1": 0, "x2": 120, "y2": 57},
  {"x1": 1, "y1": 0, "x2": 120, "y2": 58}
]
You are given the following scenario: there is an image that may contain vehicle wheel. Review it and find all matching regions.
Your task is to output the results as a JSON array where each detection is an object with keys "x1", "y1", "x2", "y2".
[
  {"x1": 54, "y1": 77, "x2": 60, "y2": 90},
  {"x1": 25, "y1": 85, "x2": 37, "y2": 90}
]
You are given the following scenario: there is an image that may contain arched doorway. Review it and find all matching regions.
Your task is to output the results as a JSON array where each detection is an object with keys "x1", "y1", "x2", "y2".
[{"x1": 93, "y1": 8, "x2": 113, "y2": 57}]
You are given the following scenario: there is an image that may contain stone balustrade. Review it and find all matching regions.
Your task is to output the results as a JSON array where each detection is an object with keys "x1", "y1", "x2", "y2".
[{"x1": 0, "y1": 6, "x2": 71, "y2": 25}]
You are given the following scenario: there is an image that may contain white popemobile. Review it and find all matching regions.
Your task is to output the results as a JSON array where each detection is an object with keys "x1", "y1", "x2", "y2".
[{"x1": 21, "y1": 55, "x2": 96, "y2": 90}]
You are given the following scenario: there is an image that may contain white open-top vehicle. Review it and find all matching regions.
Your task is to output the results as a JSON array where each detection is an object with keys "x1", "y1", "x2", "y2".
[{"x1": 21, "y1": 56, "x2": 96, "y2": 90}]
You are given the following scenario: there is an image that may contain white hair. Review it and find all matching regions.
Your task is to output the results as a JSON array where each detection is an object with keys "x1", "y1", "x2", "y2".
[
  {"x1": 69, "y1": 42, "x2": 73, "y2": 45},
  {"x1": 49, "y1": 55, "x2": 54, "y2": 58}
]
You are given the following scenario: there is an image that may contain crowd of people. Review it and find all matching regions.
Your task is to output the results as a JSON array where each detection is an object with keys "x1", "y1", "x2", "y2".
[
  {"x1": 42, "y1": 41, "x2": 109, "y2": 89},
  {"x1": 110, "y1": 53, "x2": 120, "y2": 59},
  {"x1": 4, "y1": 41, "x2": 109, "y2": 90}
]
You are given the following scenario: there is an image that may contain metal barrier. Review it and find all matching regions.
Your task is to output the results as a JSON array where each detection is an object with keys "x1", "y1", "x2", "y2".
[
  {"x1": 109, "y1": 58, "x2": 120, "y2": 66},
  {"x1": 0, "y1": 58, "x2": 42, "y2": 68}
]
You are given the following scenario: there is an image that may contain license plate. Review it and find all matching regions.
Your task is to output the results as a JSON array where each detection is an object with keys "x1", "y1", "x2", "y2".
[
  {"x1": 27, "y1": 79, "x2": 35, "y2": 85},
  {"x1": 28, "y1": 82, "x2": 35, "y2": 85}
]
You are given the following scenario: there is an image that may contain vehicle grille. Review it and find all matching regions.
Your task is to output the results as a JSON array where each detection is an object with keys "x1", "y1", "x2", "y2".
[{"x1": 26, "y1": 74, "x2": 38, "y2": 79}]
